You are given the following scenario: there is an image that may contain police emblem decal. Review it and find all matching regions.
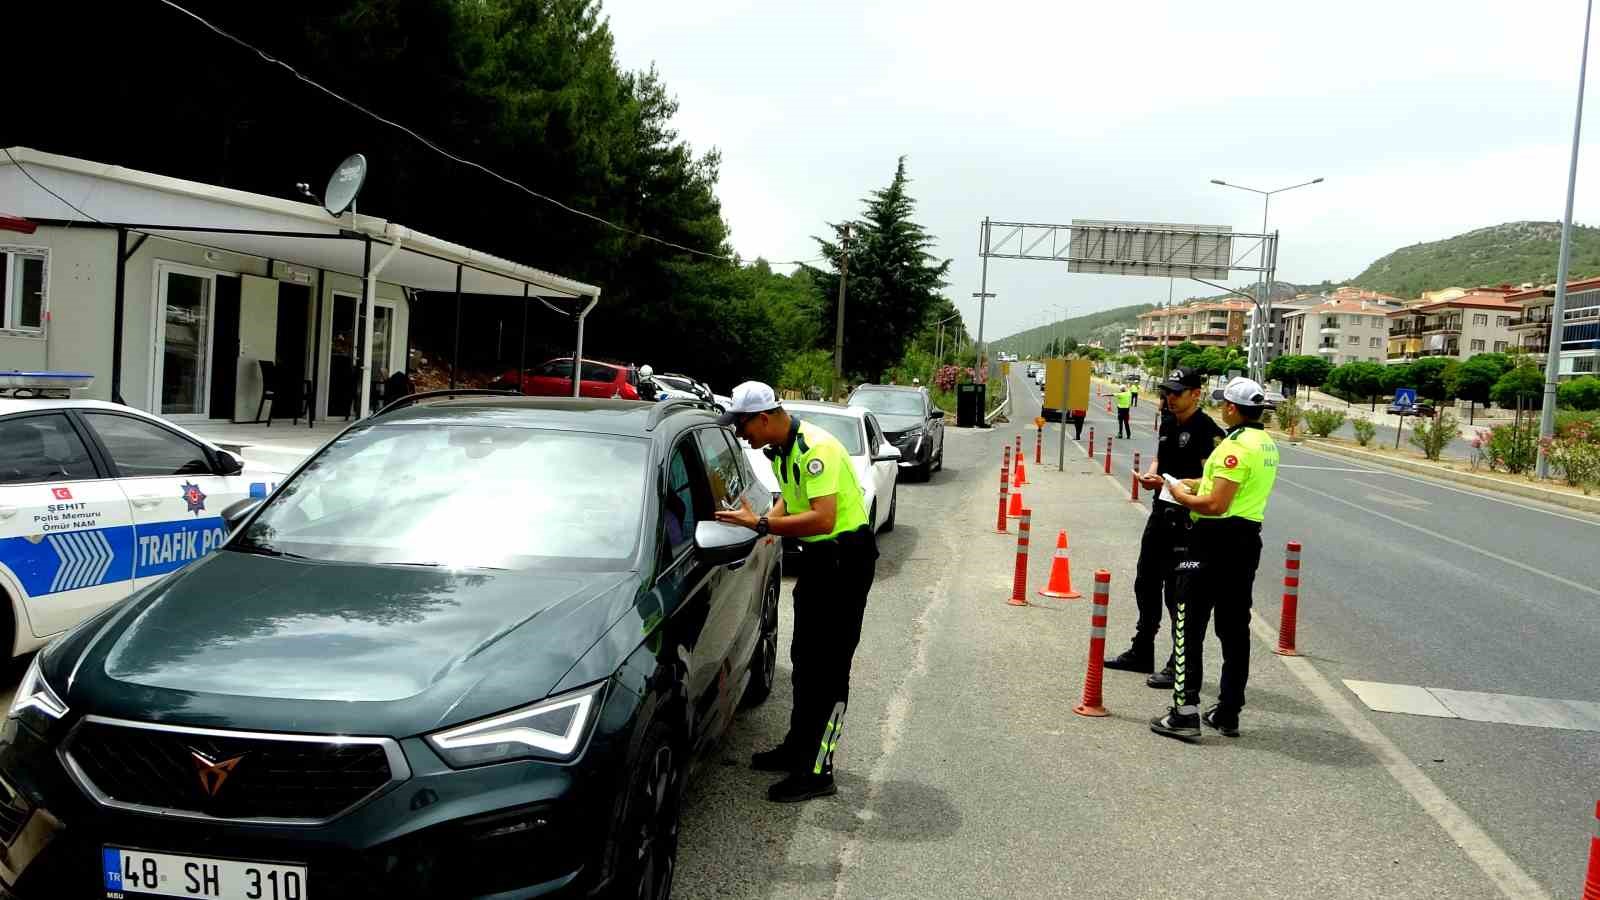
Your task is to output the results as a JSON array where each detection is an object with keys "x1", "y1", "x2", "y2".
[
  {"x1": 806, "y1": 458, "x2": 824, "y2": 476},
  {"x1": 1178, "y1": 432, "x2": 1191, "y2": 448},
  {"x1": 180, "y1": 481, "x2": 207, "y2": 516}
]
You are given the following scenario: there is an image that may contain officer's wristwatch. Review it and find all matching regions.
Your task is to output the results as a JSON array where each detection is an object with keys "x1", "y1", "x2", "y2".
[{"x1": 755, "y1": 516, "x2": 770, "y2": 537}]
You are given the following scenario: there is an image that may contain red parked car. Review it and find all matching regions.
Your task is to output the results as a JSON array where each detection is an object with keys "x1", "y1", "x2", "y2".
[{"x1": 497, "y1": 357, "x2": 640, "y2": 399}]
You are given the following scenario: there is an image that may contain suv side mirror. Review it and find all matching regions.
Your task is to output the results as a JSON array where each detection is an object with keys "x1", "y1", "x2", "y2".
[
  {"x1": 694, "y1": 520, "x2": 759, "y2": 567},
  {"x1": 872, "y1": 443, "x2": 902, "y2": 463},
  {"x1": 215, "y1": 449, "x2": 245, "y2": 476},
  {"x1": 929, "y1": 408, "x2": 945, "y2": 420}
]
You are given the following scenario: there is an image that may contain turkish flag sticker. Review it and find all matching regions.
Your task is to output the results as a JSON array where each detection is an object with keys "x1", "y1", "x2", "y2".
[
  {"x1": 51, "y1": 487, "x2": 72, "y2": 500},
  {"x1": 1223, "y1": 455, "x2": 1239, "y2": 469}
]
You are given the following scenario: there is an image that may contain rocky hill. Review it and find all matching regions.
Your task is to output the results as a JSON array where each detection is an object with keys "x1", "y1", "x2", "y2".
[{"x1": 1351, "y1": 221, "x2": 1600, "y2": 298}]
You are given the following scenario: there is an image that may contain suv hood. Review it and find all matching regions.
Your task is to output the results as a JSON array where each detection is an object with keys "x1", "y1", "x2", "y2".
[{"x1": 64, "y1": 550, "x2": 638, "y2": 737}]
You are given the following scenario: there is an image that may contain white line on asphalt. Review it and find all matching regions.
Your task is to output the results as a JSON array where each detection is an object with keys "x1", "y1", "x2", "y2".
[
  {"x1": 1080, "y1": 459, "x2": 1551, "y2": 900},
  {"x1": 1277, "y1": 475, "x2": 1600, "y2": 599},
  {"x1": 1279, "y1": 464, "x2": 1391, "y2": 473},
  {"x1": 1291, "y1": 442, "x2": 1600, "y2": 529},
  {"x1": 1346, "y1": 680, "x2": 1600, "y2": 732}
]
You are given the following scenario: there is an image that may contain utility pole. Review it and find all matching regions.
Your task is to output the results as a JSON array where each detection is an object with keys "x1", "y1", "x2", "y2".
[
  {"x1": 1161, "y1": 279, "x2": 1173, "y2": 377},
  {"x1": 974, "y1": 218, "x2": 996, "y2": 382},
  {"x1": 832, "y1": 223, "x2": 852, "y2": 400},
  {"x1": 1539, "y1": 0, "x2": 1593, "y2": 479}
]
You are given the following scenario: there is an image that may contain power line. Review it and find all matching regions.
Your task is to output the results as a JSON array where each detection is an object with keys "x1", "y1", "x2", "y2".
[
  {"x1": 4, "y1": 147, "x2": 103, "y2": 223},
  {"x1": 151, "y1": 0, "x2": 820, "y2": 268}
]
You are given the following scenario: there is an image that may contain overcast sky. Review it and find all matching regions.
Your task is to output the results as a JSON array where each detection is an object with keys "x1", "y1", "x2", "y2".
[{"x1": 605, "y1": 0, "x2": 1599, "y2": 340}]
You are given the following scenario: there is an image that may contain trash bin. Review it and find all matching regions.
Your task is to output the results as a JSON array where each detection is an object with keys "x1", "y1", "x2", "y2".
[{"x1": 956, "y1": 382, "x2": 986, "y2": 428}]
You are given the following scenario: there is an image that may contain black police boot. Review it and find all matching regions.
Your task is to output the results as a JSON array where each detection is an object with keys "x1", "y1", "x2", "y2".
[
  {"x1": 750, "y1": 745, "x2": 804, "y2": 772},
  {"x1": 1104, "y1": 646, "x2": 1154, "y2": 674},
  {"x1": 767, "y1": 772, "x2": 837, "y2": 803},
  {"x1": 1202, "y1": 705, "x2": 1240, "y2": 738},
  {"x1": 1149, "y1": 708, "x2": 1201, "y2": 743},
  {"x1": 1146, "y1": 664, "x2": 1175, "y2": 689}
]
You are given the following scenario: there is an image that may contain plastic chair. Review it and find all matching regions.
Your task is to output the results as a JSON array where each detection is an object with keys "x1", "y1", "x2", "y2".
[{"x1": 254, "y1": 360, "x2": 277, "y2": 426}]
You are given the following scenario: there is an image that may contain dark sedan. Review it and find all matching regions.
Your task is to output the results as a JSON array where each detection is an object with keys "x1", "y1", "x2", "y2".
[
  {"x1": 847, "y1": 385, "x2": 944, "y2": 481},
  {"x1": 0, "y1": 395, "x2": 781, "y2": 899}
]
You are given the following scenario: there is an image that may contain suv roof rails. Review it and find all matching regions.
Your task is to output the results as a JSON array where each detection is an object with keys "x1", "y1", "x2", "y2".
[
  {"x1": 373, "y1": 389, "x2": 521, "y2": 418},
  {"x1": 645, "y1": 397, "x2": 717, "y2": 431}
]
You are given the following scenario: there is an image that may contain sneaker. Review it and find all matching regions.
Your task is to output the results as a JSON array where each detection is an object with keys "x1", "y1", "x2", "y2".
[
  {"x1": 1103, "y1": 648, "x2": 1155, "y2": 674},
  {"x1": 1149, "y1": 709, "x2": 1201, "y2": 743},
  {"x1": 750, "y1": 745, "x2": 804, "y2": 772},
  {"x1": 767, "y1": 772, "x2": 837, "y2": 803},
  {"x1": 1146, "y1": 665, "x2": 1175, "y2": 689},
  {"x1": 1202, "y1": 705, "x2": 1240, "y2": 737}
]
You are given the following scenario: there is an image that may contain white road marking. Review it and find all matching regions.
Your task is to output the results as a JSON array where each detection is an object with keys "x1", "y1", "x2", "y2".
[
  {"x1": 1080, "y1": 459, "x2": 1550, "y2": 900},
  {"x1": 1277, "y1": 475, "x2": 1600, "y2": 599},
  {"x1": 1279, "y1": 464, "x2": 1387, "y2": 473},
  {"x1": 1344, "y1": 680, "x2": 1457, "y2": 718},
  {"x1": 1291, "y1": 442, "x2": 1600, "y2": 528}
]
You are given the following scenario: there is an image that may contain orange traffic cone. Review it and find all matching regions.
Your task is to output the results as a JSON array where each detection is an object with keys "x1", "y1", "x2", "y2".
[
  {"x1": 1013, "y1": 457, "x2": 1029, "y2": 487},
  {"x1": 1007, "y1": 489, "x2": 1025, "y2": 518},
  {"x1": 1038, "y1": 530, "x2": 1082, "y2": 599}
]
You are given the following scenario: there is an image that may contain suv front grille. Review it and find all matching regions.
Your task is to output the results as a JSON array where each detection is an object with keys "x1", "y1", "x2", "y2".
[{"x1": 64, "y1": 717, "x2": 404, "y2": 822}]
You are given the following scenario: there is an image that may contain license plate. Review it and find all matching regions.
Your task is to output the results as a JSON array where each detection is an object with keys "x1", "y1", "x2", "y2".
[{"x1": 102, "y1": 847, "x2": 308, "y2": 900}]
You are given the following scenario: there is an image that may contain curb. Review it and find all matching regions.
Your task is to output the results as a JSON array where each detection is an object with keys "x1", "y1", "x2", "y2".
[{"x1": 1300, "y1": 439, "x2": 1600, "y2": 515}]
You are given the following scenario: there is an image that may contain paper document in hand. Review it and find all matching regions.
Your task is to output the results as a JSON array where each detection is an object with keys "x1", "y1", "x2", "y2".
[{"x1": 1159, "y1": 473, "x2": 1183, "y2": 504}]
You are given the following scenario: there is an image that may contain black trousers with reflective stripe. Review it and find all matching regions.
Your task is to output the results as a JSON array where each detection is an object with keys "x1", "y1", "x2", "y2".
[
  {"x1": 787, "y1": 527, "x2": 876, "y2": 774},
  {"x1": 1170, "y1": 518, "x2": 1262, "y2": 712},
  {"x1": 1131, "y1": 500, "x2": 1184, "y2": 659}
]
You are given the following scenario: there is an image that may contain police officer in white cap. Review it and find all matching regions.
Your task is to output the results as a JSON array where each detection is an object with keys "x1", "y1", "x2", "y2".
[
  {"x1": 1151, "y1": 376, "x2": 1280, "y2": 742},
  {"x1": 714, "y1": 381, "x2": 876, "y2": 802}
]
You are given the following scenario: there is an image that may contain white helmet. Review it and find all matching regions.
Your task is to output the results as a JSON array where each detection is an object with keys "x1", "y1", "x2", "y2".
[{"x1": 638, "y1": 364, "x2": 654, "y2": 378}]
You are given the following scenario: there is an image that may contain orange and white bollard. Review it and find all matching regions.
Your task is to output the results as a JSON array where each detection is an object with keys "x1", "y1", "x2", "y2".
[
  {"x1": 1035, "y1": 425, "x2": 1042, "y2": 465},
  {"x1": 1277, "y1": 541, "x2": 1302, "y2": 656},
  {"x1": 1088, "y1": 427, "x2": 1096, "y2": 459},
  {"x1": 1007, "y1": 510, "x2": 1032, "y2": 607},
  {"x1": 1073, "y1": 570, "x2": 1112, "y2": 717},
  {"x1": 1131, "y1": 451, "x2": 1142, "y2": 502},
  {"x1": 1104, "y1": 436, "x2": 1113, "y2": 474},
  {"x1": 1583, "y1": 800, "x2": 1600, "y2": 900},
  {"x1": 995, "y1": 447, "x2": 1011, "y2": 533}
]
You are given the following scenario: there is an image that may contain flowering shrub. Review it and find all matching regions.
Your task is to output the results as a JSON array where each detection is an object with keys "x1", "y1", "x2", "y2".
[
  {"x1": 1542, "y1": 419, "x2": 1600, "y2": 491},
  {"x1": 1304, "y1": 408, "x2": 1346, "y2": 438},
  {"x1": 1485, "y1": 423, "x2": 1538, "y2": 475},
  {"x1": 1408, "y1": 411, "x2": 1458, "y2": 461},
  {"x1": 1467, "y1": 427, "x2": 1491, "y2": 471}
]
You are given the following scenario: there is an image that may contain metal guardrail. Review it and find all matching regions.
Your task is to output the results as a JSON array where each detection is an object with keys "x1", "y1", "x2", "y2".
[{"x1": 985, "y1": 394, "x2": 1011, "y2": 424}]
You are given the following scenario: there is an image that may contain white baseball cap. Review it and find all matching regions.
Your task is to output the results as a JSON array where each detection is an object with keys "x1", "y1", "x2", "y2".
[
  {"x1": 717, "y1": 381, "x2": 782, "y2": 425},
  {"x1": 1212, "y1": 376, "x2": 1269, "y2": 407}
]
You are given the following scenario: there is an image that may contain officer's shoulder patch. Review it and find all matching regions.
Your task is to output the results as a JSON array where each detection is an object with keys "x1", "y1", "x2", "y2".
[
  {"x1": 1224, "y1": 454, "x2": 1239, "y2": 469},
  {"x1": 806, "y1": 458, "x2": 825, "y2": 476}
]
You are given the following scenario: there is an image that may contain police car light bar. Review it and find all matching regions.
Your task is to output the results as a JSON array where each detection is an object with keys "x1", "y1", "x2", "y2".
[{"x1": 0, "y1": 371, "x2": 95, "y2": 398}]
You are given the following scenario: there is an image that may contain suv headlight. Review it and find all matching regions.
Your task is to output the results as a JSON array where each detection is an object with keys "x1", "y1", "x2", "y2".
[
  {"x1": 9, "y1": 654, "x2": 68, "y2": 726},
  {"x1": 427, "y1": 682, "x2": 603, "y2": 768}
]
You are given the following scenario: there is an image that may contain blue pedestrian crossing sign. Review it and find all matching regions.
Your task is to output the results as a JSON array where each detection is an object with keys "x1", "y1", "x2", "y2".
[{"x1": 1393, "y1": 387, "x2": 1417, "y2": 410}]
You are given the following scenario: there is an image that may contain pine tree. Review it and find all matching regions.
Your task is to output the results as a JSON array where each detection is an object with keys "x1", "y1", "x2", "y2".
[{"x1": 808, "y1": 158, "x2": 952, "y2": 382}]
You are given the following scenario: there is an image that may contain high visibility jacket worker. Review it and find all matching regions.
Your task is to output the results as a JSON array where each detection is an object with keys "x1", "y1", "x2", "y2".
[
  {"x1": 716, "y1": 381, "x2": 877, "y2": 803},
  {"x1": 1115, "y1": 388, "x2": 1134, "y2": 438},
  {"x1": 1151, "y1": 376, "x2": 1280, "y2": 743}
]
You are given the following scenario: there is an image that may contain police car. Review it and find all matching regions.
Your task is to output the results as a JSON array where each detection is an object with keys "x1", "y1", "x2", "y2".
[{"x1": 0, "y1": 372, "x2": 285, "y2": 659}]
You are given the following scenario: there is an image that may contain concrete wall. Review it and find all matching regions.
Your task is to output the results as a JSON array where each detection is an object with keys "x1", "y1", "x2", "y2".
[{"x1": 1, "y1": 228, "x2": 117, "y2": 397}]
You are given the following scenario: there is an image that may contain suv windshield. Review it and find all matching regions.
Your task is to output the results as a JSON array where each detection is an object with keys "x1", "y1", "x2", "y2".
[
  {"x1": 851, "y1": 390, "x2": 924, "y2": 417},
  {"x1": 236, "y1": 424, "x2": 648, "y2": 570},
  {"x1": 794, "y1": 412, "x2": 864, "y2": 455}
]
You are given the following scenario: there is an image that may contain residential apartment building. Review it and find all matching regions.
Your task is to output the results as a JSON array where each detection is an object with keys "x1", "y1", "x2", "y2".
[
  {"x1": 1507, "y1": 276, "x2": 1600, "y2": 378},
  {"x1": 1279, "y1": 299, "x2": 1404, "y2": 365},
  {"x1": 1119, "y1": 328, "x2": 1138, "y2": 355},
  {"x1": 1132, "y1": 300, "x2": 1250, "y2": 352},
  {"x1": 1242, "y1": 294, "x2": 1322, "y2": 362},
  {"x1": 1385, "y1": 288, "x2": 1519, "y2": 364}
]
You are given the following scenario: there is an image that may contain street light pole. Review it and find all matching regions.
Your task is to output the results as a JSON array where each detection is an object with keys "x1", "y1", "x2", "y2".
[
  {"x1": 1538, "y1": 0, "x2": 1593, "y2": 479},
  {"x1": 1210, "y1": 176, "x2": 1324, "y2": 382},
  {"x1": 832, "y1": 223, "x2": 853, "y2": 400},
  {"x1": 974, "y1": 217, "x2": 994, "y2": 384}
]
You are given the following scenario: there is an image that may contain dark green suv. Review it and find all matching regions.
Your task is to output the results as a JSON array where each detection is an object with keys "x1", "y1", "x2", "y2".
[{"x1": 0, "y1": 395, "x2": 781, "y2": 899}]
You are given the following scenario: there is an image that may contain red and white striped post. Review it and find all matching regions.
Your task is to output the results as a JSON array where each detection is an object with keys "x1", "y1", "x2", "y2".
[
  {"x1": 995, "y1": 447, "x2": 1011, "y2": 533},
  {"x1": 1035, "y1": 425, "x2": 1042, "y2": 464},
  {"x1": 1088, "y1": 427, "x2": 1096, "y2": 459},
  {"x1": 1104, "y1": 436, "x2": 1113, "y2": 474},
  {"x1": 1073, "y1": 570, "x2": 1112, "y2": 717},
  {"x1": 1583, "y1": 800, "x2": 1600, "y2": 900},
  {"x1": 1131, "y1": 451, "x2": 1142, "y2": 502},
  {"x1": 1276, "y1": 541, "x2": 1302, "y2": 656},
  {"x1": 1007, "y1": 510, "x2": 1032, "y2": 607}
]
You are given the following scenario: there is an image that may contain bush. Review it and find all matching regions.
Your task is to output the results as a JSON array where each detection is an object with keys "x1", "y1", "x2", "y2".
[
  {"x1": 1558, "y1": 376, "x2": 1600, "y2": 412},
  {"x1": 1485, "y1": 422, "x2": 1538, "y2": 474},
  {"x1": 1353, "y1": 419, "x2": 1377, "y2": 447},
  {"x1": 1408, "y1": 411, "x2": 1458, "y2": 461},
  {"x1": 1303, "y1": 408, "x2": 1346, "y2": 438},
  {"x1": 1273, "y1": 396, "x2": 1303, "y2": 437},
  {"x1": 1542, "y1": 418, "x2": 1600, "y2": 491},
  {"x1": 1556, "y1": 410, "x2": 1600, "y2": 441}
]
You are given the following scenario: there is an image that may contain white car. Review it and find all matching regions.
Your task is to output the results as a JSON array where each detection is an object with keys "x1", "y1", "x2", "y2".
[
  {"x1": 741, "y1": 402, "x2": 899, "y2": 535},
  {"x1": 0, "y1": 382, "x2": 286, "y2": 658}
]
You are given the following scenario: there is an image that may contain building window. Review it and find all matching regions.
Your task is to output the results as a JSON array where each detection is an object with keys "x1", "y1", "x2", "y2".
[
  {"x1": 1347, "y1": 335, "x2": 1360, "y2": 345},
  {"x1": 1577, "y1": 357, "x2": 1597, "y2": 374},
  {"x1": 1370, "y1": 337, "x2": 1381, "y2": 348},
  {"x1": 1496, "y1": 315, "x2": 1512, "y2": 327},
  {"x1": 0, "y1": 249, "x2": 47, "y2": 334},
  {"x1": 1470, "y1": 339, "x2": 1485, "y2": 352},
  {"x1": 1472, "y1": 313, "x2": 1488, "y2": 326}
]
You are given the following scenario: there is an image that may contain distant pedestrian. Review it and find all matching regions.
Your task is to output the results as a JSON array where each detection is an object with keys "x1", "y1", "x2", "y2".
[
  {"x1": 1151, "y1": 377, "x2": 1281, "y2": 742},
  {"x1": 1130, "y1": 381, "x2": 1140, "y2": 408},
  {"x1": 1115, "y1": 386, "x2": 1134, "y2": 439},
  {"x1": 1105, "y1": 367, "x2": 1224, "y2": 687}
]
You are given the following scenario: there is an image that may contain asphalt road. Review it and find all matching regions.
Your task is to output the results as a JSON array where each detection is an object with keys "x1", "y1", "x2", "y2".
[{"x1": 1064, "y1": 376, "x2": 1600, "y2": 897}]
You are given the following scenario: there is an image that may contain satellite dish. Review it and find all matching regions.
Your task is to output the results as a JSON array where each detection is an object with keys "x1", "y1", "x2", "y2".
[{"x1": 323, "y1": 153, "x2": 368, "y2": 218}]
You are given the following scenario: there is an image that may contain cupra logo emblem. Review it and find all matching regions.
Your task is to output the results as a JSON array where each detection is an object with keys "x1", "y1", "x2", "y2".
[{"x1": 190, "y1": 749, "x2": 245, "y2": 797}]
